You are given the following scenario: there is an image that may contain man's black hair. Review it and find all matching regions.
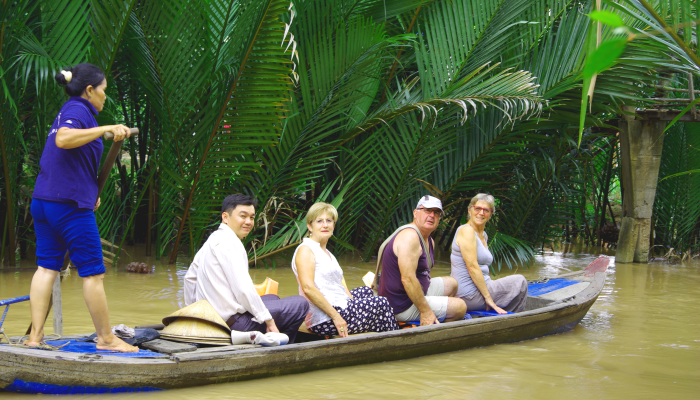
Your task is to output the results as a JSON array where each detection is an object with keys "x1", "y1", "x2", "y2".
[{"x1": 222, "y1": 193, "x2": 258, "y2": 214}]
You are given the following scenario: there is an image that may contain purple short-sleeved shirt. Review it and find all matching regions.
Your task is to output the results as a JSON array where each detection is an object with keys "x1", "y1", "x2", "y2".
[{"x1": 33, "y1": 97, "x2": 103, "y2": 209}]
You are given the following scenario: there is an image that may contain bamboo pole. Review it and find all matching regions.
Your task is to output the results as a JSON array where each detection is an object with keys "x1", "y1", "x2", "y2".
[
  {"x1": 688, "y1": 73, "x2": 695, "y2": 120},
  {"x1": 146, "y1": 178, "x2": 153, "y2": 256},
  {"x1": 0, "y1": 216, "x2": 7, "y2": 264},
  {"x1": 51, "y1": 273, "x2": 63, "y2": 335}
]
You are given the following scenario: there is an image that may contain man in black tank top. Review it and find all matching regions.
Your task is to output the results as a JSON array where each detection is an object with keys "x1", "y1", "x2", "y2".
[{"x1": 378, "y1": 196, "x2": 466, "y2": 325}]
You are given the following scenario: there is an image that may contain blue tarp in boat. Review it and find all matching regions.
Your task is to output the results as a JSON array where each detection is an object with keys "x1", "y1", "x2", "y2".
[
  {"x1": 527, "y1": 279, "x2": 580, "y2": 296},
  {"x1": 44, "y1": 340, "x2": 165, "y2": 358}
]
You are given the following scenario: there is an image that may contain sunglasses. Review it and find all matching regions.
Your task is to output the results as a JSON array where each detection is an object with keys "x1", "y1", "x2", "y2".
[
  {"x1": 471, "y1": 206, "x2": 493, "y2": 215},
  {"x1": 417, "y1": 207, "x2": 442, "y2": 216}
]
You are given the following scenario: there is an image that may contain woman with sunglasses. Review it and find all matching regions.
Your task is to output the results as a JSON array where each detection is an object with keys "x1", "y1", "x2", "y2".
[{"x1": 450, "y1": 194, "x2": 528, "y2": 313}]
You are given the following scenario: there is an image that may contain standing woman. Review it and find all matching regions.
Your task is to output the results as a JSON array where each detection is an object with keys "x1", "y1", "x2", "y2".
[
  {"x1": 25, "y1": 63, "x2": 136, "y2": 352},
  {"x1": 450, "y1": 193, "x2": 528, "y2": 313},
  {"x1": 292, "y1": 202, "x2": 399, "y2": 337}
]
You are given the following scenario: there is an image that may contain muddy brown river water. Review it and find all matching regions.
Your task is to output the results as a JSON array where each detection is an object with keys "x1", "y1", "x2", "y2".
[{"x1": 0, "y1": 246, "x2": 698, "y2": 399}]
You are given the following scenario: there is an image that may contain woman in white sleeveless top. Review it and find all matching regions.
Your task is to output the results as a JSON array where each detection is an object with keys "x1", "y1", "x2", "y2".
[
  {"x1": 450, "y1": 194, "x2": 528, "y2": 313},
  {"x1": 292, "y1": 202, "x2": 398, "y2": 337}
]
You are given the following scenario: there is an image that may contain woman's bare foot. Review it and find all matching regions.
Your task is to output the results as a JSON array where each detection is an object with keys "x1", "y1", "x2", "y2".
[
  {"x1": 23, "y1": 332, "x2": 44, "y2": 347},
  {"x1": 97, "y1": 335, "x2": 138, "y2": 353}
]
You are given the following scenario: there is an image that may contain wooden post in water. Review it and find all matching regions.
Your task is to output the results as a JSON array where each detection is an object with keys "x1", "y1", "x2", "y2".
[{"x1": 52, "y1": 273, "x2": 63, "y2": 335}]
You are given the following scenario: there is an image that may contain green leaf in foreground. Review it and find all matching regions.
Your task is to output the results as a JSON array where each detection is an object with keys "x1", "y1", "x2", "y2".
[
  {"x1": 583, "y1": 38, "x2": 628, "y2": 79},
  {"x1": 579, "y1": 38, "x2": 629, "y2": 140},
  {"x1": 587, "y1": 10, "x2": 625, "y2": 28}
]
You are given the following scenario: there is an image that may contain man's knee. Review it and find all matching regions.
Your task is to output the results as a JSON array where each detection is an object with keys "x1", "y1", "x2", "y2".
[
  {"x1": 441, "y1": 276, "x2": 459, "y2": 297},
  {"x1": 267, "y1": 295, "x2": 308, "y2": 320},
  {"x1": 286, "y1": 295, "x2": 310, "y2": 316},
  {"x1": 446, "y1": 297, "x2": 466, "y2": 320}
]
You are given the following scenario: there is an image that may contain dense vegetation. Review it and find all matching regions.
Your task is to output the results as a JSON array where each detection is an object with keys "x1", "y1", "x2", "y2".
[{"x1": 1, "y1": 0, "x2": 699, "y2": 269}]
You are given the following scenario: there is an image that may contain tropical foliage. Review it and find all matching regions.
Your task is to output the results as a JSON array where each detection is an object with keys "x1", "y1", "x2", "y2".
[{"x1": 1, "y1": 0, "x2": 699, "y2": 271}]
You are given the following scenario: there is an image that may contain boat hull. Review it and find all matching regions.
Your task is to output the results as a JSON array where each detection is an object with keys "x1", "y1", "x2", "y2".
[{"x1": 0, "y1": 269, "x2": 606, "y2": 394}]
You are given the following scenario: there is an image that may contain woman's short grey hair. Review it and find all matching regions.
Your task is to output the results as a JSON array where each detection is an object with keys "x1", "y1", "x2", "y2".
[
  {"x1": 306, "y1": 202, "x2": 338, "y2": 226},
  {"x1": 469, "y1": 193, "x2": 496, "y2": 212}
]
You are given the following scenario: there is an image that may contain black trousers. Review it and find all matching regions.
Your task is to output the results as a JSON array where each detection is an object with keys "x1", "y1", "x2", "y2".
[{"x1": 227, "y1": 295, "x2": 308, "y2": 344}]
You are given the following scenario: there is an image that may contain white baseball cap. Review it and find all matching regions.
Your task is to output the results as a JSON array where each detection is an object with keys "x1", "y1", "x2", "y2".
[{"x1": 416, "y1": 195, "x2": 443, "y2": 212}]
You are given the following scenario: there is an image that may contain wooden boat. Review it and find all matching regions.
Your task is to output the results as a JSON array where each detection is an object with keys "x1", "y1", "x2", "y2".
[{"x1": 0, "y1": 256, "x2": 609, "y2": 394}]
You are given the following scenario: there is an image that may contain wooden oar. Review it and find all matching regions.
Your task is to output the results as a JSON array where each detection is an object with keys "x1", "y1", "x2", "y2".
[
  {"x1": 26, "y1": 127, "x2": 139, "y2": 337},
  {"x1": 97, "y1": 127, "x2": 139, "y2": 195}
]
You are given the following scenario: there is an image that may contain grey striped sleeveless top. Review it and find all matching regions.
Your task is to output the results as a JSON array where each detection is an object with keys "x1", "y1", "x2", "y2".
[{"x1": 450, "y1": 225, "x2": 492, "y2": 298}]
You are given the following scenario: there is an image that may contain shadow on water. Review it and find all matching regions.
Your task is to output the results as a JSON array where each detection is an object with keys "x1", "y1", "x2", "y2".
[{"x1": 1, "y1": 244, "x2": 698, "y2": 399}]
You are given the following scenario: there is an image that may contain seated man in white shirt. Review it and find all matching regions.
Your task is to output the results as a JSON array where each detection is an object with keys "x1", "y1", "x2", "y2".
[{"x1": 184, "y1": 194, "x2": 309, "y2": 343}]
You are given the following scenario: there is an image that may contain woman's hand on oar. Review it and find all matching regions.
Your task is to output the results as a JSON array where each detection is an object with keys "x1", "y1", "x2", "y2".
[{"x1": 103, "y1": 126, "x2": 138, "y2": 141}]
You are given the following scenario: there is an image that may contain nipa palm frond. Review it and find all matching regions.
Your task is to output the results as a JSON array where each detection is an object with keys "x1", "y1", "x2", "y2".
[
  {"x1": 485, "y1": 229, "x2": 534, "y2": 273},
  {"x1": 342, "y1": 111, "x2": 458, "y2": 260},
  {"x1": 654, "y1": 121, "x2": 700, "y2": 251},
  {"x1": 169, "y1": 0, "x2": 297, "y2": 262},
  {"x1": 89, "y1": 0, "x2": 139, "y2": 74}
]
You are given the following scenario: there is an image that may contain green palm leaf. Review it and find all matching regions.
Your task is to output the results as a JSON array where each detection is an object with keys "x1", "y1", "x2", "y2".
[
  {"x1": 226, "y1": 13, "x2": 403, "y2": 256},
  {"x1": 344, "y1": 111, "x2": 457, "y2": 260},
  {"x1": 89, "y1": 0, "x2": 139, "y2": 74},
  {"x1": 248, "y1": 176, "x2": 356, "y2": 264},
  {"x1": 486, "y1": 230, "x2": 534, "y2": 273},
  {"x1": 654, "y1": 122, "x2": 700, "y2": 251},
  {"x1": 169, "y1": 0, "x2": 297, "y2": 262}
]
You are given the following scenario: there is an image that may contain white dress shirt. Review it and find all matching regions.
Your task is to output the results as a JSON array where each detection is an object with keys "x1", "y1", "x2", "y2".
[{"x1": 184, "y1": 224, "x2": 272, "y2": 323}]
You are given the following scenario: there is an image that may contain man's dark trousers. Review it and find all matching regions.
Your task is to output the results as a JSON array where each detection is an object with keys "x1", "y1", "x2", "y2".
[{"x1": 227, "y1": 295, "x2": 308, "y2": 343}]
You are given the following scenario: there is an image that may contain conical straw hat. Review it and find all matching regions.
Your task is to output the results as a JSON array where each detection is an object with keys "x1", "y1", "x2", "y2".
[
  {"x1": 160, "y1": 334, "x2": 230, "y2": 342},
  {"x1": 160, "y1": 317, "x2": 231, "y2": 340},
  {"x1": 160, "y1": 335, "x2": 231, "y2": 346},
  {"x1": 162, "y1": 299, "x2": 230, "y2": 331}
]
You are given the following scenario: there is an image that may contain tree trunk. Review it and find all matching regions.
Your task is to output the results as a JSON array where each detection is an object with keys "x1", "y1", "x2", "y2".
[{"x1": 0, "y1": 117, "x2": 16, "y2": 266}]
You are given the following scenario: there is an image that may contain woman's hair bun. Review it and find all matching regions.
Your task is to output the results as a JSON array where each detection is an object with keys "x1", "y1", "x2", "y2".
[{"x1": 55, "y1": 69, "x2": 72, "y2": 85}]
